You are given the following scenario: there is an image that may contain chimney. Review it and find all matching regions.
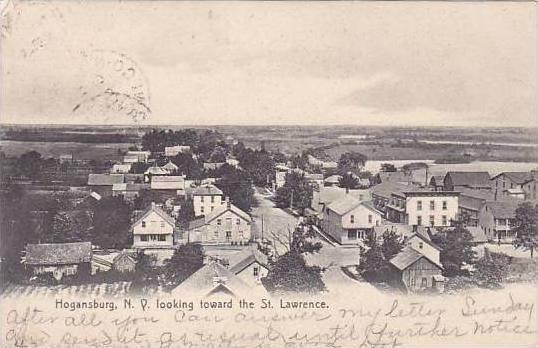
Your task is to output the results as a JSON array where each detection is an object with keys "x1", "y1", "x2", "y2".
[
  {"x1": 225, "y1": 196, "x2": 230, "y2": 208},
  {"x1": 413, "y1": 224, "x2": 417, "y2": 232},
  {"x1": 151, "y1": 202, "x2": 156, "y2": 208},
  {"x1": 345, "y1": 187, "x2": 349, "y2": 194}
]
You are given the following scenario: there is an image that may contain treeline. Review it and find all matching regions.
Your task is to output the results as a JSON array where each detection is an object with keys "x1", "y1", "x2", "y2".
[{"x1": 2, "y1": 130, "x2": 138, "y2": 143}]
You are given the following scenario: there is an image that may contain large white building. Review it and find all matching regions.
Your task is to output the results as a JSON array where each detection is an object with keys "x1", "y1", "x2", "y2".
[
  {"x1": 322, "y1": 196, "x2": 382, "y2": 244},
  {"x1": 386, "y1": 190, "x2": 459, "y2": 227},
  {"x1": 191, "y1": 184, "x2": 224, "y2": 216}
]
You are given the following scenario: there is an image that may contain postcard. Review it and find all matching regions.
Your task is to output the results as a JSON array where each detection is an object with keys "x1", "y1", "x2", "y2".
[{"x1": 0, "y1": 1, "x2": 536, "y2": 347}]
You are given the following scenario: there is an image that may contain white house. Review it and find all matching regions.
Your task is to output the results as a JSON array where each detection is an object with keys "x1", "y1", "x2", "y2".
[
  {"x1": 192, "y1": 184, "x2": 224, "y2": 216},
  {"x1": 322, "y1": 196, "x2": 382, "y2": 244},
  {"x1": 386, "y1": 190, "x2": 459, "y2": 227},
  {"x1": 111, "y1": 163, "x2": 132, "y2": 174},
  {"x1": 131, "y1": 203, "x2": 176, "y2": 248},
  {"x1": 186, "y1": 200, "x2": 252, "y2": 245},
  {"x1": 228, "y1": 248, "x2": 269, "y2": 287},
  {"x1": 165, "y1": 145, "x2": 191, "y2": 157},
  {"x1": 126, "y1": 150, "x2": 151, "y2": 163},
  {"x1": 478, "y1": 199, "x2": 521, "y2": 242},
  {"x1": 150, "y1": 176, "x2": 186, "y2": 194},
  {"x1": 162, "y1": 161, "x2": 179, "y2": 173}
]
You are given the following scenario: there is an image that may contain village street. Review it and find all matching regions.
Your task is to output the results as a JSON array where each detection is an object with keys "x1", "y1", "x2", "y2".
[{"x1": 251, "y1": 188, "x2": 298, "y2": 256}]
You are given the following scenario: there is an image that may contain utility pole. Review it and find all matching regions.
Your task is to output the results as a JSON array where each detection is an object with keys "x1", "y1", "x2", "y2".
[
  {"x1": 290, "y1": 190, "x2": 294, "y2": 210},
  {"x1": 261, "y1": 215, "x2": 264, "y2": 241}
]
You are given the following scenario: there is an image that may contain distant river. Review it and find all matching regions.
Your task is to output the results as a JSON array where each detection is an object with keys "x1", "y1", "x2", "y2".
[{"x1": 408, "y1": 139, "x2": 538, "y2": 148}]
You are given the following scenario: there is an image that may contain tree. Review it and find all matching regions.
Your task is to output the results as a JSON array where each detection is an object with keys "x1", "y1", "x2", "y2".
[
  {"x1": 473, "y1": 249, "x2": 510, "y2": 289},
  {"x1": 15, "y1": 151, "x2": 43, "y2": 179},
  {"x1": 431, "y1": 223, "x2": 476, "y2": 277},
  {"x1": 163, "y1": 243, "x2": 205, "y2": 289},
  {"x1": 512, "y1": 202, "x2": 538, "y2": 258},
  {"x1": 129, "y1": 162, "x2": 151, "y2": 174},
  {"x1": 262, "y1": 252, "x2": 324, "y2": 294},
  {"x1": 274, "y1": 171, "x2": 313, "y2": 213},
  {"x1": 338, "y1": 173, "x2": 359, "y2": 190},
  {"x1": 177, "y1": 199, "x2": 195, "y2": 229},
  {"x1": 290, "y1": 224, "x2": 322, "y2": 254},
  {"x1": 358, "y1": 234, "x2": 387, "y2": 282},
  {"x1": 381, "y1": 229, "x2": 404, "y2": 261},
  {"x1": 380, "y1": 163, "x2": 397, "y2": 172},
  {"x1": 130, "y1": 251, "x2": 159, "y2": 293},
  {"x1": 90, "y1": 196, "x2": 132, "y2": 249},
  {"x1": 215, "y1": 165, "x2": 255, "y2": 213},
  {"x1": 337, "y1": 152, "x2": 367, "y2": 175}
]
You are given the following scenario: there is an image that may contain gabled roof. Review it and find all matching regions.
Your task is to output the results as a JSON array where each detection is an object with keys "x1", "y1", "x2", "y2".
[
  {"x1": 324, "y1": 175, "x2": 342, "y2": 184},
  {"x1": 172, "y1": 262, "x2": 250, "y2": 295},
  {"x1": 204, "y1": 202, "x2": 251, "y2": 224},
  {"x1": 445, "y1": 171, "x2": 491, "y2": 188},
  {"x1": 371, "y1": 182, "x2": 413, "y2": 200},
  {"x1": 326, "y1": 196, "x2": 380, "y2": 216},
  {"x1": 491, "y1": 172, "x2": 535, "y2": 185},
  {"x1": 112, "y1": 183, "x2": 149, "y2": 191},
  {"x1": 229, "y1": 249, "x2": 269, "y2": 274},
  {"x1": 373, "y1": 224, "x2": 431, "y2": 241},
  {"x1": 87, "y1": 174, "x2": 124, "y2": 186},
  {"x1": 162, "y1": 161, "x2": 179, "y2": 171},
  {"x1": 484, "y1": 200, "x2": 521, "y2": 219},
  {"x1": 131, "y1": 203, "x2": 176, "y2": 229},
  {"x1": 377, "y1": 171, "x2": 412, "y2": 184},
  {"x1": 192, "y1": 184, "x2": 223, "y2": 196},
  {"x1": 112, "y1": 251, "x2": 136, "y2": 264},
  {"x1": 145, "y1": 166, "x2": 169, "y2": 175},
  {"x1": 429, "y1": 175, "x2": 445, "y2": 186},
  {"x1": 390, "y1": 246, "x2": 442, "y2": 270},
  {"x1": 151, "y1": 176, "x2": 185, "y2": 190},
  {"x1": 25, "y1": 242, "x2": 92, "y2": 266}
]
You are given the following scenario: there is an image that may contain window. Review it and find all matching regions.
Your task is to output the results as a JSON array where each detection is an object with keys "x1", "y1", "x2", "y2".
[
  {"x1": 442, "y1": 215, "x2": 447, "y2": 226},
  {"x1": 158, "y1": 235, "x2": 166, "y2": 241},
  {"x1": 160, "y1": 222, "x2": 165, "y2": 228},
  {"x1": 211, "y1": 196, "x2": 215, "y2": 203},
  {"x1": 350, "y1": 215, "x2": 355, "y2": 224},
  {"x1": 417, "y1": 201, "x2": 422, "y2": 211},
  {"x1": 418, "y1": 241, "x2": 423, "y2": 249},
  {"x1": 348, "y1": 230, "x2": 357, "y2": 240},
  {"x1": 421, "y1": 277, "x2": 428, "y2": 288},
  {"x1": 214, "y1": 230, "x2": 219, "y2": 237},
  {"x1": 368, "y1": 214, "x2": 372, "y2": 223},
  {"x1": 141, "y1": 221, "x2": 146, "y2": 228},
  {"x1": 150, "y1": 235, "x2": 158, "y2": 241},
  {"x1": 498, "y1": 219, "x2": 506, "y2": 226},
  {"x1": 238, "y1": 231, "x2": 244, "y2": 238},
  {"x1": 510, "y1": 183, "x2": 513, "y2": 189},
  {"x1": 200, "y1": 196, "x2": 204, "y2": 202},
  {"x1": 217, "y1": 219, "x2": 222, "y2": 225},
  {"x1": 429, "y1": 215, "x2": 435, "y2": 226},
  {"x1": 200, "y1": 206, "x2": 204, "y2": 213},
  {"x1": 442, "y1": 201, "x2": 447, "y2": 210},
  {"x1": 211, "y1": 206, "x2": 214, "y2": 212},
  {"x1": 430, "y1": 200, "x2": 435, "y2": 210},
  {"x1": 236, "y1": 219, "x2": 240, "y2": 225},
  {"x1": 141, "y1": 235, "x2": 148, "y2": 241},
  {"x1": 225, "y1": 231, "x2": 232, "y2": 240},
  {"x1": 253, "y1": 266, "x2": 259, "y2": 276},
  {"x1": 417, "y1": 216, "x2": 422, "y2": 226}
]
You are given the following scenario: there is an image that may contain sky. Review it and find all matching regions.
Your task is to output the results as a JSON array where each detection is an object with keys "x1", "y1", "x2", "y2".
[{"x1": 0, "y1": 1, "x2": 536, "y2": 127}]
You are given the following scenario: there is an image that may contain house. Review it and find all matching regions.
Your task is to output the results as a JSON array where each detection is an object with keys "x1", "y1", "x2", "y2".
[
  {"x1": 227, "y1": 248, "x2": 269, "y2": 287},
  {"x1": 171, "y1": 262, "x2": 253, "y2": 297},
  {"x1": 324, "y1": 175, "x2": 342, "y2": 187},
  {"x1": 112, "y1": 183, "x2": 149, "y2": 201},
  {"x1": 87, "y1": 174, "x2": 125, "y2": 196},
  {"x1": 112, "y1": 252, "x2": 137, "y2": 273},
  {"x1": 203, "y1": 162, "x2": 225, "y2": 171},
  {"x1": 186, "y1": 200, "x2": 252, "y2": 245},
  {"x1": 443, "y1": 171, "x2": 491, "y2": 191},
  {"x1": 192, "y1": 184, "x2": 224, "y2": 217},
  {"x1": 389, "y1": 246, "x2": 444, "y2": 293},
  {"x1": 162, "y1": 161, "x2": 179, "y2": 173},
  {"x1": 385, "y1": 189, "x2": 459, "y2": 227},
  {"x1": 478, "y1": 200, "x2": 521, "y2": 242},
  {"x1": 374, "y1": 171, "x2": 414, "y2": 185},
  {"x1": 111, "y1": 163, "x2": 132, "y2": 174},
  {"x1": 165, "y1": 145, "x2": 191, "y2": 157},
  {"x1": 274, "y1": 164, "x2": 290, "y2": 189},
  {"x1": 150, "y1": 175, "x2": 186, "y2": 194},
  {"x1": 123, "y1": 154, "x2": 141, "y2": 164},
  {"x1": 126, "y1": 150, "x2": 151, "y2": 163},
  {"x1": 59, "y1": 154, "x2": 73, "y2": 164},
  {"x1": 131, "y1": 203, "x2": 176, "y2": 248},
  {"x1": 311, "y1": 186, "x2": 371, "y2": 214},
  {"x1": 226, "y1": 157, "x2": 240, "y2": 168},
  {"x1": 144, "y1": 166, "x2": 170, "y2": 182},
  {"x1": 491, "y1": 171, "x2": 537, "y2": 200},
  {"x1": 322, "y1": 197, "x2": 382, "y2": 244},
  {"x1": 307, "y1": 155, "x2": 338, "y2": 169},
  {"x1": 24, "y1": 242, "x2": 92, "y2": 281},
  {"x1": 429, "y1": 175, "x2": 445, "y2": 191},
  {"x1": 458, "y1": 188, "x2": 496, "y2": 227},
  {"x1": 124, "y1": 173, "x2": 145, "y2": 184},
  {"x1": 371, "y1": 182, "x2": 415, "y2": 217}
]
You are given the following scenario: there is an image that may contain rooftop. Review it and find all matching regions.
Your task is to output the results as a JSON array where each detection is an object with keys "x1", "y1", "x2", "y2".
[
  {"x1": 445, "y1": 171, "x2": 491, "y2": 188},
  {"x1": 25, "y1": 242, "x2": 92, "y2": 266},
  {"x1": 87, "y1": 173, "x2": 124, "y2": 186},
  {"x1": 192, "y1": 184, "x2": 224, "y2": 196}
]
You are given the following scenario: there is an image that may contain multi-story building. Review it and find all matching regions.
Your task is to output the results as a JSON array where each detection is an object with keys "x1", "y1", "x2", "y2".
[
  {"x1": 386, "y1": 190, "x2": 459, "y2": 227},
  {"x1": 443, "y1": 171, "x2": 491, "y2": 191},
  {"x1": 131, "y1": 203, "x2": 176, "y2": 248},
  {"x1": 322, "y1": 196, "x2": 382, "y2": 244},
  {"x1": 192, "y1": 184, "x2": 224, "y2": 216},
  {"x1": 478, "y1": 200, "x2": 521, "y2": 242},
  {"x1": 490, "y1": 171, "x2": 537, "y2": 201}
]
